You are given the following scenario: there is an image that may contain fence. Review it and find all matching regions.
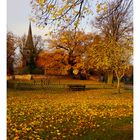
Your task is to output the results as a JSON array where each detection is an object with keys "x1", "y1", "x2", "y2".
[{"x1": 7, "y1": 79, "x2": 117, "y2": 91}]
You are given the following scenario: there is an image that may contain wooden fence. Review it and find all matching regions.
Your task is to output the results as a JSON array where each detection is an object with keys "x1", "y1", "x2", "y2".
[{"x1": 7, "y1": 79, "x2": 116, "y2": 91}]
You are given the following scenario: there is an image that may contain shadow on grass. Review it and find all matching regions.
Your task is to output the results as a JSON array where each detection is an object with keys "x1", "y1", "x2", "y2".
[{"x1": 76, "y1": 122, "x2": 133, "y2": 140}]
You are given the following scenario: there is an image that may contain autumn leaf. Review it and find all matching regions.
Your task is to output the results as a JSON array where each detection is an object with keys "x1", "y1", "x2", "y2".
[{"x1": 37, "y1": 0, "x2": 45, "y2": 6}]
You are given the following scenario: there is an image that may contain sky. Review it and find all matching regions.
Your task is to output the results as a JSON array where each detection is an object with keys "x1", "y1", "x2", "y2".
[
  {"x1": 7, "y1": 0, "x2": 52, "y2": 37},
  {"x1": 7, "y1": 0, "x2": 96, "y2": 38},
  {"x1": 8, "y1": 0, "x2": 31, "y2": 35}
]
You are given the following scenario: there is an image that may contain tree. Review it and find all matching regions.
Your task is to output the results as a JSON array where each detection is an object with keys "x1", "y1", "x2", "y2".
[
  {"x1": 94, "y1": 0, "x2": 132, "y2": 41},
  {"x1": 110, "y1": 39, "x2": 132, "y2": 93},
  {"x1": 19, "y1": 34, "x2": 44, "y2": 60},
  {"x1": 87, "y1": 36, "x2": 132, "y2": 93},
  {"x1": 37, "y1": 50, "x2": 68, "y2": 75},
  {"x1": 7, "y1": 32, "x2": 16, "y2": 75},
  {"x1": 91, "y1": 0, "x2": 133, "y2": 84},
  {"x1": 30, "y1": 0, "x2": 93, "y2": 30},
  {"x1": 48, "y1": 29, "x2": 94, "y2": 78}
]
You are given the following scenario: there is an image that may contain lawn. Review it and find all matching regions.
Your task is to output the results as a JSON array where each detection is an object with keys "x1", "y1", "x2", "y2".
[{"x1": 7, "y1": 89, "x2": 133, "y2": 140}]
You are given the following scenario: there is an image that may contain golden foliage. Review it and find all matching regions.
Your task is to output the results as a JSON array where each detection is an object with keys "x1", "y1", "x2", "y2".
[
  {"x1": 37, "y1": 0, "x2": 45, "y2": 6},
  {"x1": 37, "y1": 50, "x2": 68, "y2": 75}
]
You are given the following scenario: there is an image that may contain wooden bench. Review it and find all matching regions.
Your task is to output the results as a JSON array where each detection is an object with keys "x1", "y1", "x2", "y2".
[
  {"x1": 33, "y1": 79, "x2": 50, "y2": 85},
  {"x1": 68, "y1": 84, "x2": 86, "y2": 91}
]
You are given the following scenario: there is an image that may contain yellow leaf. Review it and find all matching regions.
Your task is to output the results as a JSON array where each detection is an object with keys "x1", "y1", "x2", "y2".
[
  {"x1": 37, "y1": 0, "x2": 45, "y2": 6},
  {"x1": 96, "y1": 4, "x2": 101, "y2": 12},
  {"x1": 48, "y1": 4, "x2": 54, "y2": 10}
]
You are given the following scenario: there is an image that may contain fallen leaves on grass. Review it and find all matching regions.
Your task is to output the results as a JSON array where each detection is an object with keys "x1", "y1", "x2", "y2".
[{"x1": 7, "y1": 90, "x2": 133, "y2": 139}]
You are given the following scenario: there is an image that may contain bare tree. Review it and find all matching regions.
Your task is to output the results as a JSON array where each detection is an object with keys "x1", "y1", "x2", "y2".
[
  {"x1": 33, "y1": 35, "x2": 45, "y2": 58},
  {"x1": 18, "y1": 34, "x2": 45, "y2": 67},
  {"x1": 93, "y1": 0, "x2": 133, "y2": 41},
  {"x1": 7, "y1": 32, "x2": 17, "y2": 75}
]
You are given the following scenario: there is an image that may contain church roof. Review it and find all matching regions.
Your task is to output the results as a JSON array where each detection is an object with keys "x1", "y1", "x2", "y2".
[{"x1": 25, "y1": 22, "x2": 34, "y2": 49}]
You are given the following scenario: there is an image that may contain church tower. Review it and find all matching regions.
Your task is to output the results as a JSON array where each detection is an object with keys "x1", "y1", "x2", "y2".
[{"x1": 22, "y1": 22, "x2": 34, "y2": 68}]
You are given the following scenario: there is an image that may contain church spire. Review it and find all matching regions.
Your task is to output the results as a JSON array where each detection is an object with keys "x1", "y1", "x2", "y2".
[
  {"x1": 22, "y1": 22, "x2": 35, "y2": 68},
  {"x1": 25, "y1": 22, "x2": 34, "y2": 49}
]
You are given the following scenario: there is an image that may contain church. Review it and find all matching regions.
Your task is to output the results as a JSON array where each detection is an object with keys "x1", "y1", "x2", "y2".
[
  {"x1": 20, "y1": 22, "x2": 43, "y2": 74},
  {"x1": 22, "y1": 22, "x2": 35, "y2": 68}
]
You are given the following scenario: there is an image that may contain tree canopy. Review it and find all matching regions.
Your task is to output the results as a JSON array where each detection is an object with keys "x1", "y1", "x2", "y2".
[
  {"x1": 47, "y1": 29, "x2": 94, "y2": 77},
  {"x1": 30, "y1": 0, "x2": 94, "y2": 30},
  {"x1": 37, "y1": 50, "x2": 68, "y2": 75}
]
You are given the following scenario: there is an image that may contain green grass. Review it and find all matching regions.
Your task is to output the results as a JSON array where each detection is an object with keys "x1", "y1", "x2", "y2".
[{"x1": 7, "y1": 89, "x2": 133, "y2": 140}]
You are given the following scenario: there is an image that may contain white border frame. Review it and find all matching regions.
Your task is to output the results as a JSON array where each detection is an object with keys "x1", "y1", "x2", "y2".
[{"x1": 0, "y1": 0, "x2": 7, "y2": 139}]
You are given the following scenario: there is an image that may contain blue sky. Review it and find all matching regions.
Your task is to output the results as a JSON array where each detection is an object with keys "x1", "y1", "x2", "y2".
[{"x1": 7, "y1": 0, "x2": 96, "y2": 38}]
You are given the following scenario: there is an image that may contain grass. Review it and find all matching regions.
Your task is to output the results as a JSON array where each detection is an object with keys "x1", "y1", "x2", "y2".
[{"x1": 7, "y1": 89, "x2": 133, "y2": 140}]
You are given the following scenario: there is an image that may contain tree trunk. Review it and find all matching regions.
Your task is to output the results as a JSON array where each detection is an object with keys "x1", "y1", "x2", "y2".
[
  {"x1": 115, "y1": 70, "x2": 125, "y2": 94},
  {"x1": 107, "y1": 71, "x2": 113, "y2": 84},
  {"x1": 117, "y1": 77, "x2": 121, "y2": 94}
]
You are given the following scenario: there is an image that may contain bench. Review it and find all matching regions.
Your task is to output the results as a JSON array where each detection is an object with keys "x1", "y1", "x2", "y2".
[
  {"x1": 33, "y1": 79, "x2": 50, "y2": 85},
  {"x1": 68, "y1": 84, "x2": 86, "y2": 91}
]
